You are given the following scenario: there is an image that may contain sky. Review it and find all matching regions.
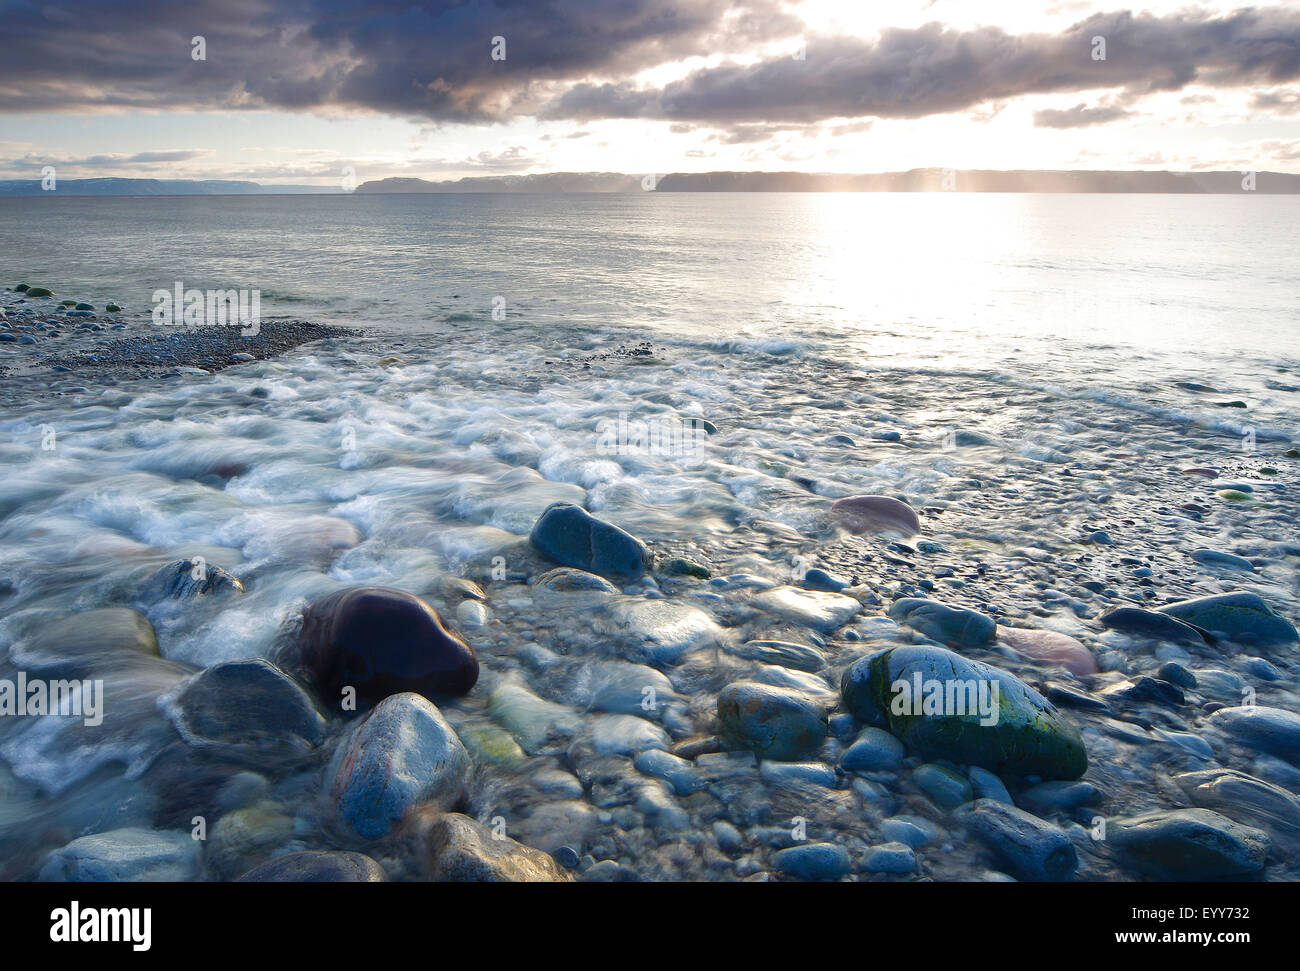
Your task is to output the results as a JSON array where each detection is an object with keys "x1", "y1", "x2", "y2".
[{"x1": 1, "y1": 0, "x2": 1298, "y2": 185}]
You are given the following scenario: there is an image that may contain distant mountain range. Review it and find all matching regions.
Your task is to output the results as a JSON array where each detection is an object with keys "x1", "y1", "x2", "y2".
[
  {"x1": 2, "y1": 170, "x2": 1297, "y2": 196},
  {"x1": 359, "y1": 169, "x2": 1300, "y2": 193},
  {"x1": 0, "y1": 178, "x2": 323, "y2": 196}
]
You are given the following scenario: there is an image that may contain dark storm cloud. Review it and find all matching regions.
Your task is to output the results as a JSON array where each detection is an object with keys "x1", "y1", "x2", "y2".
[
  {"x1": 0, "y1": 0, "x2": 797, "y2": 119},
  {"x1": 1, "y1": 3, "x2": 1297, "y2": 128},
  {"x1": 549, "y1": 8, "x2": 1300, "y2": 124}
]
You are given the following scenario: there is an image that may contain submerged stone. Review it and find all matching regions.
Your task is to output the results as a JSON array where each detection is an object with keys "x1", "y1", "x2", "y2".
[
  {"x1": 960, "y1": 799, "x2": 1077, "y2": 881},
  {"x1": 840, "y1": 644, "x2": 1087, "y2": 780},
  {"x1": 1209, "y1": 705, "x2": 1300, "y2": 765},
  {"x1": 529, "y1": 502, "x2": 650, "y2": 580},
  {"x1": 1157, "y1": 592, "x2": 1298, "y2": 648},
  {"x1": 887, "y1": 598, "x2": 996, "y2": 650},
  {"x1": 237, "y1": 850, "x2": 388, "y2": 882},
  {"x1": 423, "y1": 812, "x2": 573, "y2": 882},
  {"x1": 1109, "y1": 808, "x2": 1268, "y2": 880},
  {"x1": 717, "y1": 681, "x2": 828, "y2": 761},
  {"x1": 830, "y1": 495, "x2": 921, "y2": 537},
  {"x1": 997, "y1": 626, "x2": 1098, "y2": 676},
  {"x1": 1099, "y1": 606, "x2": 1209, "y2": 646},
  {"x1": 142, "y1": 558, "x2": 244, "y2": 601}
]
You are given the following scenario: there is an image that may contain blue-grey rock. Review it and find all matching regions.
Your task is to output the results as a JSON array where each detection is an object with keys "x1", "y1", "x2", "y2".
[
  {"x1": 529, "y1": 502, "x2": 650, "y2": 580},
  {"x1": 1156, "y1": 661, "x2": 1197, "y2": 688},
  {"x1": 717, "y1": 681, "x2": 828, "y2": 761},
  {"x1": 236, "y1": 850, "x2": 388, "y2": 881},
  {"x1": 1109, "y1": 808, "x2": 1268, "y2": 880},
  {"x1": 1176, "y1": 769, "x2": 1300, "y2": 848},
  {"x1": 1243, "y1": 657, "x2": 1283, "y2": 681},
  {"x1": 760, "y1": 761, "x2": 838, "y2": 789},
  {"x1": 803, "y1": 568, "x2": 850, "y2": 592},
  {"x1": 165, "y1": 658, "x2": 326, "y2": 768},
  {"x1": 913, "y1": 763, "x2": 974, "y2": 809},
  {"x1": 424, "y1": 812, "x2": 573, "y2": 882},
  {"x1": 881, "y1": 815, "x2": 940, "y2": 849},
  {"x1": 1099, "y1": 606, "x2": 1208, "y2": 646},
  {"x1": 328, "y1": 692, "x2": 470, "y2": 839},
  {"x1": 968, "y1": 766, "x2": 1013, "y2": 804},
  {"x1": 1019, "y1": 780, "x2": 1104, "y2": 814},
  {"x1": 887, "y1": 598, "x2": 996, "y2": 649},
  {"x1": 841, "y1": 727, "x2": 906, "y2": 771},
  {"x1": 143, "y1": 558, "x2": 244, "y2": 600},
  {"x1": 1158, "y1": 592, "x2": 1298, "y2": 648},
  {"x1": 771, "y1": 842, "x2": 851, "y2": 881},
  {"x1": 860, "y1": 841, "x2": 917, "y2": 874},
  {"x1": 961, "y1": 799, "x2": 1078, "y2": 881},
  {"x1": 1191, "y1": 549, "x2": 1255, "y2": 572},
  {"x1": 1209, "y1": 706, "x2": 1300, "y2": 765},
  {"x1": 633, "y1": 749, "x2": 703, "y2": 795},
  {"x1": 752, "y1": 586, "x2": 861, "y2": 632},
  {"x1": 728, "y1": 639, "x2": 827, "y2": 674},
  {"x1": 38, "y1": 828, "x2": 200, "y2": 882}
]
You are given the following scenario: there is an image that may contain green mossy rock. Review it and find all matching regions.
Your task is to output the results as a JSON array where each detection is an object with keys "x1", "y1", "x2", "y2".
[{"x1": 840, "y1": 644, "x2": 1087, "y2": 780}]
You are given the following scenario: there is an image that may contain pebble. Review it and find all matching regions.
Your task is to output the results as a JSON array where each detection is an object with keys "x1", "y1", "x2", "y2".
[
  {"x1": 771, "y1": 842, "x2": 851, "y2": 881},
  {"x1": 860, "y1": 842, "x2": 917, "y2": 874}
]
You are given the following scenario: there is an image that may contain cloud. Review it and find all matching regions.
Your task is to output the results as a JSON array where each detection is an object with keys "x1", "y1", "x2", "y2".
[
  {"x1": 0, "y1": 149, "x2": 214, "y2": 170},
  {"x1": 0, "y1": 2, "x2": 1297, "y2": 134},
  {"x1": 546, "y1": 8, "x2": 1300, "y2": 124},
  {"x1": 1033, "y1": 102, "x2": 1135, "y2": 128}
]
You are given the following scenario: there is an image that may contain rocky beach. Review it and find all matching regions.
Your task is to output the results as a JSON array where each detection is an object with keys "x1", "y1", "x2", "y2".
[{"x1": 2, "y1": 276, "x2": 1299, "y2": 883}]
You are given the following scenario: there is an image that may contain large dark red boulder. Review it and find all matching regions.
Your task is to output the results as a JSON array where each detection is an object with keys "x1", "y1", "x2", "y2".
[{"x1": 297, "y1": 586, "x2": 479, "y2": 707}]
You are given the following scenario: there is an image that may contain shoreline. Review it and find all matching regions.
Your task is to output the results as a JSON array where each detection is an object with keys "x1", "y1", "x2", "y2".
[{"x1": 0, "y1": 286, "x2": 358, "y2": 406}]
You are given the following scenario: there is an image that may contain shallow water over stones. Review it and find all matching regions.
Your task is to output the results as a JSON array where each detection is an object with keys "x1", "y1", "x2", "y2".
[{"x1": 1, "y1": 323, "x2": 1299, "y2": 881}]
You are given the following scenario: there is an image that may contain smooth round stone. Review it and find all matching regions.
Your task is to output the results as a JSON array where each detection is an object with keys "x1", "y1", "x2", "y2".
[
  {"x1": 1176, "y1": 769, "x2": 1300, "y2": 847},
  {"x1": 881, "y1": 816, "x2": 940, "y2": 849},
  {"x1": 38, "y1": 828, "x2": 200, "y2": 882},
  {"x1": 913, "y1": 763, "x2": 974, "y2": 809},
  {"x1": 552, "y1": 846, "x2": 581, "y2": 870},
  {"x1": 1191, "y1": 668, "x2": 1245, "y2": 703},
  {"x1": 888, "y1": 598, "x2": 996, "y2": 650},
  {"x1": 1243, "y1": 657, "x2": 1283, "y2": 681},
  {"x1": 587, "y1": 714, "x2": 669, "y2": 756},
  {"x1": 841, "y1": 644, "x2": 1088, "y2": 780},
  {"x1": 1100, "y1": 606, "x2": 1208, "y2": 646},
  {"x1": 580, "y1": 660, "x2": 678, "y2": 716},
  {"x1": 165, "y1": 658, "x2": 326, "y2": 767},
  {"x1": 237, "y1": 850, "x2": 388, "y2": 882},
  {"x1": 841, "y1": 727, "x2": 906, "y2": 771},
  {"x1": 960, "y1": 799, "x2": 1078, "y2": 881},
  {"x1": 1190, "y1": 549, "x2": 1255, "y2": 572},
  {"x1": 1209, "y1": 706, "x2": 1300, "y2": 764},
  {"x1": 1109, "y1": 808, "x2": 1268, "y2": 879},
  {"x1": 14, "y1": 607, "x2": 159, "y2": 667},
  {"x1": 771, "y1": 842, "x2": 851, "y2": 881},
  {"x1": 534, "y1": 567, "x2": 620, "y2": 595},
  {"x1": 1018, "y1": 780, "x2": 1104, "y2": 813},
  {"x1": 142, "y1": 558, "x2": 244, "y2": 600},
  {"x1": 1157, "y1": 592, "x2": 1298, "y2": 648},
  {"x1": 1156, "y1": 661, "x2": 1197, "y2": 688},
  {"x1": 997, "y1": 626, "x2": 1098, "y2": 676},
  {"x1": 831, "y1": 495, "x2": 921, "y2": 537},
  {"x1": 968, "y1": 766, "x2": 1013, "y2": 804},
  {"x1": 296, "y1": 585, "x2": 479, "y2": 706},
  {"x1": 803, "y1": 567, "x2": 850, "y2": 592},
  {"x1": 861, "y1": 842, "x2": 917, "y2": 874},
  {"x1": 423, "y1": 813, "x2": 572, "y2": 882},
  {"x1": 634, "y1": 749, "x2": 703, "y2": 795},
  {"x1": 760, "y1": 761, "x2": 838, "y2": 788},
  {"x1": 728, "y1": 639, "x2": 827, "y2": 674},
  {"x1": 328, "y1": 692, "x2": 470, "y2": 839},
  {"x1": 717, "y1": 681, "x2": 828, "y2": 761},
  {"x1": 752, "y1": 586, "x2": 862, "y2": 632},
  {"x1": 529, "y1": 502, "x2": 650, "y2": 581},
  {"x1": 455, "y1": 599, "x2": 489, "y2": 628},
  {"x1": 208, "y1": 803, "x2": 294, "y2": 878},
  {"x1": 532, "y1": 768, "x2": 585, "y2": 799},
  {"x1": 659, "y1": 556, "x2": 711, "y2": 579},
  {"x1": 596, "y1": 598, "x2": 723, "y2": 664}
]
